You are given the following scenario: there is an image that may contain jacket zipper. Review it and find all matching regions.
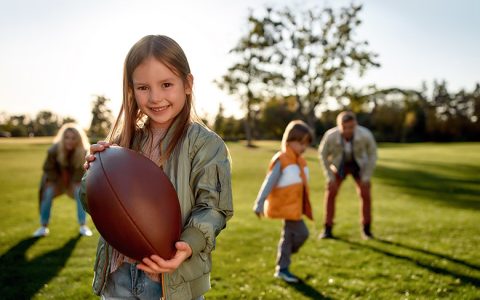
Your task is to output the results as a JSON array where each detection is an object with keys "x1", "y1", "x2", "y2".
[
  {"x1": 161, "y1": 273, "x2": 167, "y2": 299},
  {"x1": 215, "y1": 165, "x2": 221, "y2": 205},
  {"x1": 100, "y1": 244, "x2": 110, "y2": 292}
]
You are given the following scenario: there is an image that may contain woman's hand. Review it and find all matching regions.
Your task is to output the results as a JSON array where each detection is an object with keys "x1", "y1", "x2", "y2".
[
  {"x1": 83, "y1": 141, "x2": 114, "y2": 170},
  {"x1": 136, "y1": 241, "x2": 193, "y2": 274}
]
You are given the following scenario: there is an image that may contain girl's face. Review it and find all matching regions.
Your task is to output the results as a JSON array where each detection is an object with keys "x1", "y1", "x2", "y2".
[
  {"x1": 132, "y1": 56, "x2": 193, "y2": 129},
  {"x1": 288, "y1": 140, "x2": 309, "y2": 156},
  {"x1": 63, "y1": 130, "x2": 79, "y2": 151}
]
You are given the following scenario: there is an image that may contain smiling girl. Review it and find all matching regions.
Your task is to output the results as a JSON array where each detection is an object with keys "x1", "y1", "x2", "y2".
[{"x1": 80, "y1": 35, "x2": 233, "y2": 300}]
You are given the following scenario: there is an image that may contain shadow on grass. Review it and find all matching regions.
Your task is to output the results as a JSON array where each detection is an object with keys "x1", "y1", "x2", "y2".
[
  {"x1": 376, "y1": 238, "x2": 480, "y2": 271},
  {"x1": 287, "y1": 280, "x2": 332, "y2": 300},
  {"x1": 0, "y1": 235, "x2": 81, "y2": 300},
  {"x1": 374, "y1": 163, "x2": 480, "y2": 210},
  {"x1": 336, "y1": 237, "x2": 480, "y2": 288}
]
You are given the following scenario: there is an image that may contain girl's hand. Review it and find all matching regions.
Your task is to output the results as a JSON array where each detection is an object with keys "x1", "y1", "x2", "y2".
[
  {"x1": 136, "y1": 242, "x2": 193, "y2": 274},
  {"x1": 83, "y1": 141, "x2": 114, "y2": 170}
]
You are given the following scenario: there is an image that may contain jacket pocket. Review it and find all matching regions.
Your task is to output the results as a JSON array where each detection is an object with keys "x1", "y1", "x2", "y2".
[
  {"x1": 215, "y1": 159, "x2": 233, "y2": 213},
  {"x1": 92, "y1": 239, "x2": 108, "y2": 295},
  {"x1": 169, "y1": 253, "x2": 211, "y2": 286}
]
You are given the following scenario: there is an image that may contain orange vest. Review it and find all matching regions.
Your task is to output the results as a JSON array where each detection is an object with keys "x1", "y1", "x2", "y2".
[{"x1": 264, "y1": 146, "x2": 313, "y2": 221}]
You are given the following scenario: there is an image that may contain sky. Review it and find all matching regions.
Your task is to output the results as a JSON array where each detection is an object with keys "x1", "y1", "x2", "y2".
[{"x1": 0, "y1": 0, "x2": 479, "y2": 128}]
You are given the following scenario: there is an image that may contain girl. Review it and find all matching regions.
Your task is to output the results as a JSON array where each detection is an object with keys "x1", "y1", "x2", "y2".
[
  {"x1": 81, "y1": 35, "x2": 233, "y2": 300},
  {"x1": 33, "y1": 122, "x2": 92, "y2": 237},
  {"x1": 253, "y1": 120, "x2": 313, "y2": 283}
]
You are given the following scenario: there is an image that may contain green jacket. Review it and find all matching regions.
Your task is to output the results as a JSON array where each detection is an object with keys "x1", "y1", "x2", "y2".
[
  {"x1": 43, "y1": 143, "x2": 86, "y2": 184},
  {"x1": 79, "y1": 122, "x2": 233, "y2": 299}
]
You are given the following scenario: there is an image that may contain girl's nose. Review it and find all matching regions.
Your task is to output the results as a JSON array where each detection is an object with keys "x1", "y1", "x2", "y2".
[{"x1": 148, "y1": 88, "x2": 163, "y2": 103}]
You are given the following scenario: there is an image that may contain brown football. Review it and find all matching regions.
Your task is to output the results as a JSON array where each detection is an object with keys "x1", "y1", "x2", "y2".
[{"x1": 85, "y1": 146, "x2": 181, "y2": 261}]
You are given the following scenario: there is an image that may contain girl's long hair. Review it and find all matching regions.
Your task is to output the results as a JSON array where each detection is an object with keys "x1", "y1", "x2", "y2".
[
  {"x1": 108, "y1": 35, "x2": 200, "y2": 166},
  {"x1": 53, "y1": 123, "x2": 90, "y2": 168}
]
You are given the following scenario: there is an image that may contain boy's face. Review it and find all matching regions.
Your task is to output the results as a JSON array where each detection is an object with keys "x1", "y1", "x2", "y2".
[
  {"x1": 289, "y1": 140, "x2": 309, "y2": 155},
  {"x1": 132, "y1": 56, "x2": 193, "y2": 129}
]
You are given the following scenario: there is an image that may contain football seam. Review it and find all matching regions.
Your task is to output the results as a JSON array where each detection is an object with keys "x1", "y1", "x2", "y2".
[{"x1": 98, "y1": 151, "x2": 159, "y2": 257}]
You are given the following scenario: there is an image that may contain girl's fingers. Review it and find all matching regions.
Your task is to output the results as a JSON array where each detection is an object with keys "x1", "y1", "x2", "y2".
[
  {"x1": 89, "y1": 142, "x2": 111, "y2": 155},
  {"x1": 89, "y1": 144, "x2": 104, "y2": 155},
  {"x1": 83, "y1": 154, "x2": 96, "y2": 170},
  {"x1": 137, "y1": 258, "x2": 174, "y2": 274},
  {"x1": 136, "y1": 263, "x2": 166, "y2": 273},
  {"x1": 149, "y1": 255, "x2": 167, "y2": 265},
  {"x1": 137, "y1": 263, "x2": 171, "y2": 274},
  {"x1": 150, "y1": 255, "x2": 179, "y2": 270}
]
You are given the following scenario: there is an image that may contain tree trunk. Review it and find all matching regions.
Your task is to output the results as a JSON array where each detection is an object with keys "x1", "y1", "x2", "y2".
[
  {"x1": 244, "y1": 112, "x2": 254, "y2": 147},
  {"x1": 306, "y1": 107, "x2": 319, "y2": 145}
]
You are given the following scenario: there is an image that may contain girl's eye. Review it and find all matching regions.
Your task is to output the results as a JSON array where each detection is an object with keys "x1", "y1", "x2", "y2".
[
  {"x1": 136, "y1": 86, "x2": 149, "y2": 91},
  {"x1": 162, "y1": 83, "x2": 172, "y2": 88}
]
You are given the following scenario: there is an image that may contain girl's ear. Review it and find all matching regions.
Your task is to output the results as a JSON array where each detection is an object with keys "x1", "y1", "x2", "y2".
[{"x1": 185, "y1": 74, "x2": 194, "y2": 95}]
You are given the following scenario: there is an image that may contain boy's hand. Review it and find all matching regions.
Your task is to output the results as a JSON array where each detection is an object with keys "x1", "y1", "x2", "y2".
[
  {"x1": 136, "y1": 241, "x2": 193, "y2": 274},
  {"x1": 254, "y1": 211, "x2": 264, "y2": 219},
  {"x1": 83, "y1": 141, "x2": 116, "y2": 170}
]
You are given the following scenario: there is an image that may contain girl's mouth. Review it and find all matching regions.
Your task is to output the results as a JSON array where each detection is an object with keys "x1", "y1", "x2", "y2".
[{"x1": 150, "y1": 105, "x2": 170, "y2": 112}]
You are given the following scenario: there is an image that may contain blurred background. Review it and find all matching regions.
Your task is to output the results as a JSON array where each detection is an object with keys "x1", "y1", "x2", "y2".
[{"x1": 1, "y1": 0, "x2": 479, "y2": 143}]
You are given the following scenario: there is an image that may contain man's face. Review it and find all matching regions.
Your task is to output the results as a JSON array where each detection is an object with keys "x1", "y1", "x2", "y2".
[{"x1": 340, "y1": 120, "x2": 356, "y2": 140}]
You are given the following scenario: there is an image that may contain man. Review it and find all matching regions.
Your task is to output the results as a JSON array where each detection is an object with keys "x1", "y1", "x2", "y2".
[{"x1": 318, "y1": 111, "x2": 377, "y2": 239}]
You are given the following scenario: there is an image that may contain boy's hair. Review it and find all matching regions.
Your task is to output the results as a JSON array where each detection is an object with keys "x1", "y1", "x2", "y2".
[
  {"x1": 336, "y1": 111, "x2": 357, "y2": 126},
  {"x1": 281, "y1": 120, "x2": 314, "y2": 151},
  {"x1": 108, "y1": 35, "x2": 199, "y2": 166},
  {"x1": 53, "y1": 122, "x2": 90, "y2": 168}
]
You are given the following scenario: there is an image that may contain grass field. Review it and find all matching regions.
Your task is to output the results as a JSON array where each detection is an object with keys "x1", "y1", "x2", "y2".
[{"x1": 0, "y1": 138, "x2": 479, "y2": 299}]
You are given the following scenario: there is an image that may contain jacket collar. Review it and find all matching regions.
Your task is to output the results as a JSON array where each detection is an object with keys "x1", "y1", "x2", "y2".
[
  {"x1": 144, "y1": 116, "x2": 187, "y2": 155},
  {"x1": 336, "y1": 125, "x2": 360, "y2": 144}
]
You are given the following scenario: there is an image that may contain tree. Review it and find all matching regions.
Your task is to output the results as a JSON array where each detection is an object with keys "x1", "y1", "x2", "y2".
[
  {"x1": 34, "y1": 110, "x2": 60, "y2": 136},
  {"x1": 213, "y1": 103, "x2": 226, "y2": 136},
  {"x1": 258, "y1": 97, "x2": 297, "y2": 139},
  {"x1": 89, "y1": 95, "x2": 113, "y2": 140},
  {"x1": 215, "y1": 9, "x2": 283, "y2": 147},
  {"x1": 259, "y1": 4, "x2": 380, "y2": 129},
  {"x1": 62, "y1": 116, "x2": 77, "y2": 124}
]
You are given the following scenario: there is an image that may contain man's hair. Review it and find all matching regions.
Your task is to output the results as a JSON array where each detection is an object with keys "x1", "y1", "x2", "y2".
[{"x1": 336, "y1": 111, "x2": 357, "y2": 126}]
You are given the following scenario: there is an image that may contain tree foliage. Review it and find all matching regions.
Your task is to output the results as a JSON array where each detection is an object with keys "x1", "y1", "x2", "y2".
[{"x1": 88, "y1": 95, "x2": 113, "y2": 140}]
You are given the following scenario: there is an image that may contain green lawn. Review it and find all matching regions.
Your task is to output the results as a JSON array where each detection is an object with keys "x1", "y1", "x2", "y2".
[{"x1": 1, "y1": 139, "x2": 479, "y2": 299}]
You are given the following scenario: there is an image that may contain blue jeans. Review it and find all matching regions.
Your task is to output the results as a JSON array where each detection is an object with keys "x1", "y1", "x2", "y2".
[
  {"x1": 102, "y1": 263, "x2": 206, "y2": 300},
  {"x1": 39, "y1": 185, "x2": 86, "y2": 226},
  {"x1": 102, "y1": 263, "x2": 162, "y2": 300}
]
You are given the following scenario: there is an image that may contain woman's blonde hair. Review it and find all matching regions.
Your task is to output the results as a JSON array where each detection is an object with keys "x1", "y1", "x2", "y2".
[
  {"x1": 108, "y1": 35, "x2": 200, "y2": 166},
  {"x1": 53, "y1": 123, "x2": 90, "y2": 168},
  {"x1": 281, "y1": 120, "x2": 314, "y2": 152}
]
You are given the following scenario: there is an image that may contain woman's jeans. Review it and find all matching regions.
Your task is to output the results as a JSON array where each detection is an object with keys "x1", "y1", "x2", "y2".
[{"x1": 39, "y1": 185, "x2": 86, "y2": 226}]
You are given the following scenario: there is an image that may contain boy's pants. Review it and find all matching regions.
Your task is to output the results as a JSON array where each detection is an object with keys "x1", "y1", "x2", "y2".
[{"x1": 277, "y1": 220, "x2": 309, "y2": 270}]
